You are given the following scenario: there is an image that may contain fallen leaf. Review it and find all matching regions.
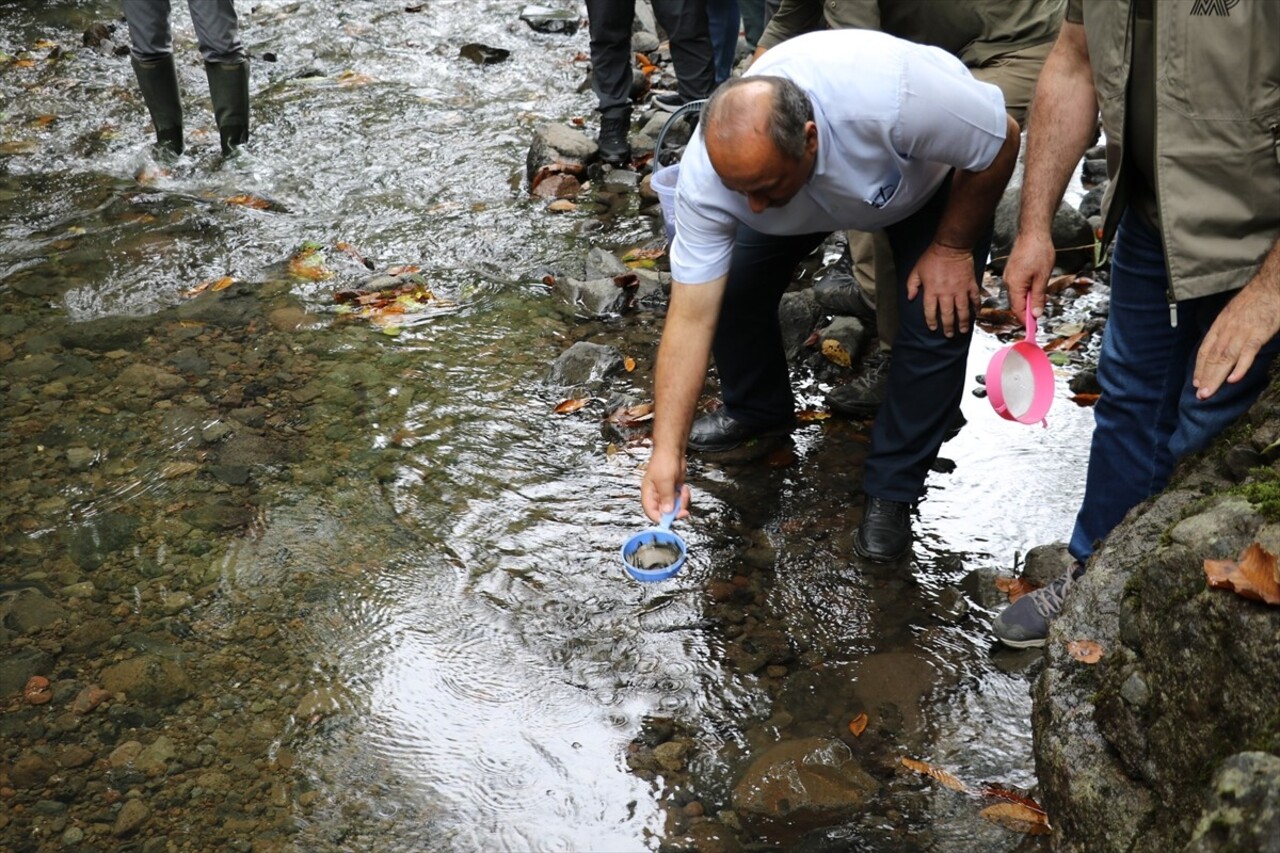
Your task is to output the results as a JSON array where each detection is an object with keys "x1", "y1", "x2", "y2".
[
  {"x1": 981, "y1": 785, "x2": 1048, "y2": 815},
  {"x1": 224, "y1": 193, "x2": 274, "y2": 210},
  {"x1": 995, "y1": 576, "x2": 1038, "y2": 603},
  {"x1": 980, "y1": 802, "x2": 1051, "y2": 835},
  {"x1": 899, "y1": 757, "x2": 971, "y2": 793},
  {"x1": 621, "y1": 247, "x2": 666, "y2": 263},
  {"x1": 1070, "y1": 393, "x2": 1100, "y2": 407},
  {"x1": 182, "y1": 276, "x2": 235, "y2": 297},
  {"x1": 287, "y1": 243, "x2": 333, "y2": 281},
  {"x1": 821, "y1": 338, "x2": 852, "y2": 368},
  {"x1": 623, "y1": 356, "x2": 636, "y2": 372},
  {"x1": 553, "y1": 398, "x2": 589, "y2": 414},
  {"x1": 848, "y1": 712, "x2": 868, "y2": 737},
  {"x1": 1065, "y1": 639, "x2": 1104, "y2": 664},
  {"x1": 1045, "y1": 330, "x2": 1089, "y2": 352},
  {"x1": 1204, "y1": 542, "x2": 1280, "y2": 605},
  {"x1": 796, "y1": 410, "x2": 831, "y2": 423}
]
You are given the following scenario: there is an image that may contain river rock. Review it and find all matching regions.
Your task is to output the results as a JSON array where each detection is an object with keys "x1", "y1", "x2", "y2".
[
  {"x1": 1186, "y1": 752, "x2": 1280, "y2": 852},
  {"x1": 101, "y1": 655, "x2": 194, "y2": 707},
  {"x1": 779, "y1": 289, "x2": 822, "y2": 363},
  {"x1": 518, "y1": 5, "x2": 580, "y2": 35},
  {"x1": 816, "y1": 317, "x2": 870, "y2": 370},
  {"x1": 1034, "y1": 379, "x2": 1280, "y2": 851},
  {"x1": 10, "y1": 752, "x2": 54, "y2": 789},
  {"x1": 731, "y1": 737, "x2": 879, "y2": 836},
  {"x1": 0, "y1": 587, "x2": 67, "y2": 634},
  {"x1": 0, "y1": 647, "x2": 55, "y2": 695},
  {"x1": 546, "y1": 341, "x2": 625, "y2": 388},
  {"x1": 526, "y1": 123, "x2": 596, "y2": 184},
  {"x1": 992, "y1": 190, "x2": 1095, "y2": 274},
  {"x1": 553, "y1": 274, "x2": 637, "y2": 318},
  {"x1": 112, "y1": 798, "x2": 150, "y2": 837},
  {"x1": 1080, "y1": 157, "x2": 1109, "y2": 188},
  {"x1": 1079, "y1": 184, "x2": 1107, "y2": 219}
]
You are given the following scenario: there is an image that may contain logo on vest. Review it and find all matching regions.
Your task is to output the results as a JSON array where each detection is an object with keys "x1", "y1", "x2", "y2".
[
  {"x1": 1190, "y1": 0, "x2": 1238, "y2": 15},
  {"x1": 870, "y1": 184, "x2": 897, "y2": 209}
]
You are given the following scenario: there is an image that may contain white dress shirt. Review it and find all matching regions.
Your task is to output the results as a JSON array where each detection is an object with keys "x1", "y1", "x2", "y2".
[{"x1": 668, "y1": 29, "x2": 1008, "y2": 285}]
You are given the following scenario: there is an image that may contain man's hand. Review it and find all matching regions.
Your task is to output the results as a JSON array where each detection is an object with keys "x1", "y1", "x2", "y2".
[
  {"x1": 1194, "y1": 280, "x2": 1280, "y2": 400},
  {"x1": 1003, "y1": 229, "x2": 1056, "y2": 321},
  {"x1": 906, "y1": 242, "x2": 979, "y2": 336},
  {"x1": 641, "y1": 451, "x2": 691, "y2": 523}
]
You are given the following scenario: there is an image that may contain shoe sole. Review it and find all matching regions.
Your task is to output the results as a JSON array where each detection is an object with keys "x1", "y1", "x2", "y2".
[{"x1": 994, "y1": 634, "x2": 1047, "y2": 650}]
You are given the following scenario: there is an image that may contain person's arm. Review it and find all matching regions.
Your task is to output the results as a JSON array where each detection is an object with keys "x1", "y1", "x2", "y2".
[
  {"x1": 1193, "y1": 240, "x2": 1280, "y2": 400},
  {"x1": 640, "y1": 277, "x2": 725, "y2": 522},
  {"x1": 754, "y1": 0, "x2": 829, "y2": 61},
  {"x1": 908, "y1": 112, "x2": 1022, "y2": 336},
  {"x1": 1003, "y1": 20, "x2": 1097, "y2": 320}
]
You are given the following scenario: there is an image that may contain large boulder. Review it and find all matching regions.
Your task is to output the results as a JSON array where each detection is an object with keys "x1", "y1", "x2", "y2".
[
  {"x1": 1033, "y1": 379, "x2": 1280, "y2": 851},
  {"x1": 731, "y1": 737, "x2": 879, "y2": 839},
  {"x1": 991, "y1": 189, "x2": 1096, "y2": 275}
]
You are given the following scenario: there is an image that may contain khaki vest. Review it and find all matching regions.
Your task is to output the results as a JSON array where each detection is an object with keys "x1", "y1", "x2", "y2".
[{"x1": 1086, "y1": 0, "x2": 1280, "y2": 300}]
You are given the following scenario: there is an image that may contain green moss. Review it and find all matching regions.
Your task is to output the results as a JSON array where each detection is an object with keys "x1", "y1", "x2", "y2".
[{"x1": 1228, "y1": 468, "x2": 1280, "y2": 521}]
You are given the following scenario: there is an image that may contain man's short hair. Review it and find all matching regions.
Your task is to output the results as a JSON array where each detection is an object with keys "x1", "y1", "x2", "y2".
[{"x1": 702, "y1": 75, "x2": 814, "y2": 161}]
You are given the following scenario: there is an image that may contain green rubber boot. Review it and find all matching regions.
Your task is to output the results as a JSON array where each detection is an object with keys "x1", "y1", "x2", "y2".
[
  {"x1": 130, "y1": 55, "x2": 184, "y2": 155},
  {"x1": 205, "y1": 59, "x2": 250, "y2": 154}
]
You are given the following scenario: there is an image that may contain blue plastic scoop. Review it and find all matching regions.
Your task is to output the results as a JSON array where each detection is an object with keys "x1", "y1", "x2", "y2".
[{"x1": 621, "y1": 495, "x2": 688, "y2": 582}]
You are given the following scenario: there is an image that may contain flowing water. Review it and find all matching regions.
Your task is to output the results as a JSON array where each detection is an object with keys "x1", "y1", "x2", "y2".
[{"x1": 0, "y1": 2, "x2": 1098, "y2": 850}]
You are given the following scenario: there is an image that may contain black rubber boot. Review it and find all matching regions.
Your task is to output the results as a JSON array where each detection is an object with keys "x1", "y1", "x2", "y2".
[
  {"x1": 205, "y1": 59, "x2": 250, "y2": 154},
  {"x1": 131, "y1": 55, "x2": 184, "y2": 155},
  {"x1": 597, "y1": 108, "x2": 631, "y2": 166}
]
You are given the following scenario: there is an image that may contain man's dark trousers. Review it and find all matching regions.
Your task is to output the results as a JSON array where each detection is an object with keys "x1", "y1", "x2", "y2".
[
  {"x1": 585, "y1": 0, "x2": 716, "y2": 115},
  {"x1": 711, "y1": 178, "x2": 990, "y2": 503}
]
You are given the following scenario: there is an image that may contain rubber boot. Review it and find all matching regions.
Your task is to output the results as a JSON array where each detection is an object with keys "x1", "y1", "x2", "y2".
[
  {"x1": 205, "y1": 59, "x2": 250, "y2": 155},
  {"x1": 130, "y1": 55, "x2": 184, "y2": 155}
]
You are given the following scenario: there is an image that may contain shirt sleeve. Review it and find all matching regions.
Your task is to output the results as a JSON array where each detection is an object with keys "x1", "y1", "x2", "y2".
[
  {"x1": 891, "y1": 48, "x2": 1009, "y2": 173},
  {"x1": 757, "y1": 0, "x2": 828, "y2": 51}
]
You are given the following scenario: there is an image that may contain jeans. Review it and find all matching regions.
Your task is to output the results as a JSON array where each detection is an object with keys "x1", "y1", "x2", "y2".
[
  {"x1": 1068, "y1": 209, "x2": 1280, "y2": 564},
  {"x1": 706, "y1": 0, "x2": 740, "y2": 84}
]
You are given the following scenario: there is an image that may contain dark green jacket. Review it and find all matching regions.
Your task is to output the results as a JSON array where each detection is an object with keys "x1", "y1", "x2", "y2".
[
  {"x1": 1081, "y1": 0, "x2": 1280, "y2": 298},
  {"x1": 759, "y1": 0, "x2": 1064, "y2": 67}
]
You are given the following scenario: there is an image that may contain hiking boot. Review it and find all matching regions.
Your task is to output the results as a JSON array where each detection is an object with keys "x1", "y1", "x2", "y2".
[
  {"x1": 205, "y1": 59, "x2": 250, "y2": 154},
  {"x1": 992, "y1": 564, "x2": 1086, "y2": 648},
  {"x1": 827, "y1": 350, "x2": 891, "y2": 418},
  {"x1": 853, "y1": 495, "x2": 911, "y2": 562},
  {"x1": 131, "y1": 54, "x2": 184, "y2": 155},
  {"x1": 651, "y1": 91, "x2": 686, "y2": 113},
  {"x1": 687, "y1": 408, "x2": 794, "y2": 453},
  {"x1": 813, "y1": 244, "x2": 876, "y2": 323},
  {"x1": 597, "y1": 110, "x2": 631, "y2": 166}
]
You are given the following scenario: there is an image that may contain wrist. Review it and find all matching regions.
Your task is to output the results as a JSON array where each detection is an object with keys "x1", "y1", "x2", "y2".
[{"x1": 931, "y1": 239, "x2": 973, "y2": 255}]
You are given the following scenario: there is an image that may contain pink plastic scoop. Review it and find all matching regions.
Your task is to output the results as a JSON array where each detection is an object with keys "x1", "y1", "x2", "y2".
[{"x1": 986, "y1": 301, "x2": 1054, "y2": 427}]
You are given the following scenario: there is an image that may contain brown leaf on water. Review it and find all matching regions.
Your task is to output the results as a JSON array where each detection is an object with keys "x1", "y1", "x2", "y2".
[
  {"x1": 287, "y1": 244, "x2": 333, "y2": 281},
  {"x1": 553, "y1": 398, "x2": 589, "y2": 414},
  {"x1": 1065, "y1": 639, "x2": 1104, "y2": 664},
  {"x1": 848, "y1": 712, "x2": 868, "y2": 737},
  {"x1": 1204, "y1": 542, "x2": 1280, "y2": 605},
  {"x1": 981, "y1": 785, "x2": 1047, "y2": 815},
  {"x1": 980, "y1": 802, "x2": 1051, "y2": 835},
  {"x1": 606, "y1": 402, "x2": 654, "y2": 427},
  {"x1": 623, "y1": 357, "x2": 636, "y2": 372},
  {"x1": 224, "y1": 193, "x2": 274, "y2": 210},
  {"x1": 995, "y1": 576, "x2": 1038, "y2": 603},
  {"x1": 335, "y1": 241, "x2": 375, "y2": 269},
  {"x1": 1070, "y1": 393, "x2": 1100, "y2": 407},
  {"x1": 796, "y1": 410, "x2": 831, "y2": 423},
  {"x1": 899, "y1": 757, "x2": 971, "y2": 793},
  {"x1": 183, "y1": 276, "x2": 235, "y2": 297},
  {"x1": 621, "y1": 247, "x2": 666, "y2": 263}
]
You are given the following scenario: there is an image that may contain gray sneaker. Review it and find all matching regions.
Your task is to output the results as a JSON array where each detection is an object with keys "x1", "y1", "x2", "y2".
[{"x1": 992, "y1": 564, "x2": 1084, "y2": 648}]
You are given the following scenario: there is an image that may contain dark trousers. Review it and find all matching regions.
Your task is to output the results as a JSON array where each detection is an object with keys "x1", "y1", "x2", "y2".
[
  {"x1": 713, "y1": 178, "x2": 990, "y2": 503},
  {"x1": 586, "y1": 0, "x2": 716, "y2": 115}
]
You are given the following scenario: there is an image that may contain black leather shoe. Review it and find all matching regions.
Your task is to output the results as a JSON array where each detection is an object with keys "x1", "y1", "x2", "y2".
[
  {"x1": 853, "y1": 496, "x2": 912, "y2": 562},
  {"x1": 687, "y1": 408, "x2": 794, "y2": 453},
  {"x1": 827, "y1": 351, "x2": 891, "y2": 418},
  {"x1": 812, "y1": 243, "x2": 877, "y2": 323},
  {"x1": 597, "y1": 110, "x2": 631, "y2": 166}
]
